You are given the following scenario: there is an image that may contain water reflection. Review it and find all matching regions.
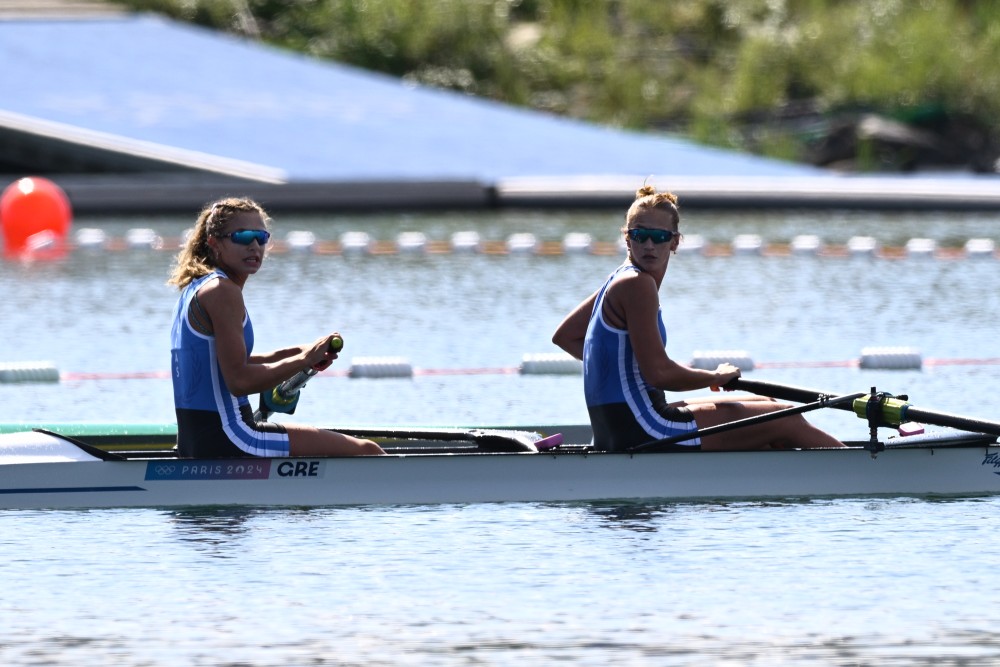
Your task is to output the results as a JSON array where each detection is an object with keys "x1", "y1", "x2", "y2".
[
  {"x1": 167, "y1": 507, "x2": 261, "y2": 555},
  {"x1": 584, "y1": 499, "x2": 816, "y2": 532},
  {"x1": 585, "y1": 502, "x2": 676, "y2": 532}
]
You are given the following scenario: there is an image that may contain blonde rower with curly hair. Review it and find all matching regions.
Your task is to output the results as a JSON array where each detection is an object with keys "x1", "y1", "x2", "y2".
[
  {"x1": 168, "y1": 197, "x2": 384, "y2": 458},
  {"x1": 552, "y1": 185, "x2": 844, "y2": 452}
]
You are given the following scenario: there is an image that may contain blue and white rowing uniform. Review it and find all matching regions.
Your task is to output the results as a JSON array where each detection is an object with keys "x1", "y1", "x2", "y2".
[
  {"x1": 170, "y1": 269, "x2": 289, "y2": 458},
  {"x1": 583, "y1": 263, "x2": 700, "y2": 452}
]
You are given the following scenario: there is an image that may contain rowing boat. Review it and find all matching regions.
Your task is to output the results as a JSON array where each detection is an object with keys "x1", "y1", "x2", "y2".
[
  {"x1": 0, "y1": 428, "x2": 998, "y2": 510},
  {"x1": 3, "y1": 380, "x2": 1000, "y2": 509}
]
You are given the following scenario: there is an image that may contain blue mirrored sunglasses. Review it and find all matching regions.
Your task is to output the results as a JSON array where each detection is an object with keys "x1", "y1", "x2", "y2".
[
  {"x1": 627, "y1": 228, "x2": 677, "y2": 244},
  {"x1": 220, "y1": 229, "x2": 271, "y2": 246}
]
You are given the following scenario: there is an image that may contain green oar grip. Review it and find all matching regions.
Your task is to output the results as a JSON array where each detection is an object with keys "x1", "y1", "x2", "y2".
[
  {"x1": 852, "y1": 395, "x2": 910, "y2": 426},
  {"x1": 329, "y1": 334, "x2": 344, "y2": 353}
]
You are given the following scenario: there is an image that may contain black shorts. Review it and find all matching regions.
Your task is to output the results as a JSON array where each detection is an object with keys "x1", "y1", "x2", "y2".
[
  {"x1": 588, "y1": 391, "x2": 699, "y2": 452},
  {"x1": 176, "y1": 405, "x2": 288, "y2": 458}
]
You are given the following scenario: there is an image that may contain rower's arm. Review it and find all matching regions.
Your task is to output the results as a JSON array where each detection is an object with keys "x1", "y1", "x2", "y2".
[
  {"x1": 619, "y1": 274, "x2": 737, "y2": 391},
  {"x1": 552, "y1": 290, "x2": 598, "y2": 360},
  {"x1": 200, "y1": 280, "x2": 314, "y2": 396}
]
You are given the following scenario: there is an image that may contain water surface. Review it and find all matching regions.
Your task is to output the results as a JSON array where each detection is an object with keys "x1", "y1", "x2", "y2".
[{"x1": 2, "y1": 209, "x2": 1000, "y2": 664}]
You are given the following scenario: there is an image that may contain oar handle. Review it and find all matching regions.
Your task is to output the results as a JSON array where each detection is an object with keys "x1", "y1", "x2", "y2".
[
  {"x1": 724, "y1": 378, "x2": 849, "y2": 407},
  {"x1": 256, "y1": 335, "x2": 343, "y2": 421},
  {"x1": 273, "y1": 335, "x2": 343, "y2": 399}
]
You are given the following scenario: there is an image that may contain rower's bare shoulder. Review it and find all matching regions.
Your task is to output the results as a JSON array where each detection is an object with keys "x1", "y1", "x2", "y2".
[
  {"x1": 608, "y1": 269, "x2": 657, "y2": 297},
  {"x1": 196, "y1": 275, "x2": 243, "y2": 309}
]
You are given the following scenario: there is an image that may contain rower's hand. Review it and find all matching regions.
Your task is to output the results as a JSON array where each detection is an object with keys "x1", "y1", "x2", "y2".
[
  {"x1": 711, "y1": 363, "x2": 741, "y2": 391},
  {"x1": 305, "y1": 333, "x2": 343, "y2": 371}
]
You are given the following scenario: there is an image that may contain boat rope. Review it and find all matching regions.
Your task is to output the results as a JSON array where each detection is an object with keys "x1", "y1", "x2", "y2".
[
  {"x1": 67, "y1": 228, "x2": 999, "y2": 261},
  {"x1": 10, "y1": 354, "x2": 1000, "y2": 385}
]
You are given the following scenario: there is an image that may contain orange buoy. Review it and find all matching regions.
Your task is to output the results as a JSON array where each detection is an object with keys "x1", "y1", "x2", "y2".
[{"x1": 0, "y1": 177, "x2": 72, "y2": 259}]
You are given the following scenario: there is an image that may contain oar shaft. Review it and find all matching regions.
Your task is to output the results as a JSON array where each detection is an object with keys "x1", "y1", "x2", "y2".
[
  {"x1": 730, "y1": 378, "x2": 1000, "y2": 436},
  {"x1": 904, "y1": 407, "x2": 1000, "y2": 437},
  {"x1": 276, "y1": 367, "x2": 318, "y2": 396}
]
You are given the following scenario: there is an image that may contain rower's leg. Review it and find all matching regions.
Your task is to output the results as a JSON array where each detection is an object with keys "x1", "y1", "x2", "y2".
[
  {"x1": 286, "y1": 425, "x2": 385, "y2": 456},
  {"x1": 688, "y1": 401, "x2": 846, "y2": 451}
]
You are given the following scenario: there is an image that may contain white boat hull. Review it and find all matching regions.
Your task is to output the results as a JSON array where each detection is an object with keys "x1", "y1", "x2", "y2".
[{"x1": 3, "y1": 442, "x2": 1000, "y2": 509}]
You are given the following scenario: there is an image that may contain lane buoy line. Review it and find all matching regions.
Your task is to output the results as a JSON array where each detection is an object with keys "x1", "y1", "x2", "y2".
[
  {"x1": 57, "y1": 228, "x2": 1000, "y2": 260},
  {"x1": 7, "y1": 350, "x2": 1000, "y2": 384}
]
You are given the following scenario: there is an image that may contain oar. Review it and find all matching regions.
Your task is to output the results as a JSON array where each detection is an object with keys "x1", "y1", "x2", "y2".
[
  {"x1": 728, "y1": 378, "x2": 1000, "y2": 437},
  {"x1": 630, "y1": 391, "x2": 866, "y2": 452},
  {"x1": 255, "y1": 335, "x2": 343, "y2": 421}
]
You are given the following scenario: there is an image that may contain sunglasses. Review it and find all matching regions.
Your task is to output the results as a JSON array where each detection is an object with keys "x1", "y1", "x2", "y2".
[
  {"x1": 219, "y1": 229, "x2": 271, "y2": 246},
  {"x1": 627, "y1": 228, "x2": 677, "y2": 244}
]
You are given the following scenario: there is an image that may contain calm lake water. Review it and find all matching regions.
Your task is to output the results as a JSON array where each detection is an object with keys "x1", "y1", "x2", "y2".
[{"x1": 2, "y1": 208, "x2": 1000, "y2": 664}]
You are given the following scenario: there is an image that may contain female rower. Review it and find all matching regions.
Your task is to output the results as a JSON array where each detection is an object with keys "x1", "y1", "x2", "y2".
[
  {"x1": 168, "y1": 197, "x2": 384, "y2": 458},
  {"x1": 552, "y1": 185, "x2": 845, "y2": 452}
]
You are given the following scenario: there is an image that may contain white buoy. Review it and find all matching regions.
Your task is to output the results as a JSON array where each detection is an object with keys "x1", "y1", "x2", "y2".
[
  {"x1": 847, "y1": 236, "x2": 879, "y2": 257},
  {"x1": 790, "y1": 235, "x2": 823, "y2": 255},
  {"x1": 397, "y1": 231, "x2": 427, "y2": 254},
  {"x1": 677, "y1": 233, "x2": 705, "y2": 254},
  {"x1": 731, "y1": 234, "x2": 763, "y2": 256},
  {"x1": 125, "y1": 228, "x2": 162, "y2": 250},
  {"x1": 74, "y1": 228, "x2": 108, "y2": 249},
  {"x1": 964, "y1": 238, "x2": 995, "y2": 258},
  {"x1": 348, "y1": 357, "x2": 414, "y2": 379},
  {"x1": 689, "y1": 350, "x2": 755, "y2": 371},
  {"x1": 285, "y1": 230, "x2": 316, "y2": 252},
  {"x1": 562, "y1": 232, "x2": 593, "y2": 254},
  {"x1": 0, "y1": 362, "x2": 60, "y2": 383},
  {"x1": 340, "y1": 231, "x2": 372, "y2": 255},
  {"x1": 904, "y1": 238, "x2": 936, "y2": 258},
  {"x1": 451, "y1": 231, "x2": 481, "y2": 253},
  {"x1": 507, "y1": 233, "x2": 538, "y2": 254},
  {"x1": 519, "y1": 353, "x2": 582, "y2": 375},
  {"x1": 858, "y1": 346, "x2": 922, "y2": 370}
]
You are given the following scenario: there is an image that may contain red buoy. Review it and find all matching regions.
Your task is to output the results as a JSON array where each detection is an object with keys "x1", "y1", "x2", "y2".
[{"x1": 0, "y1": 177, "x2": 72, "y2": 259}]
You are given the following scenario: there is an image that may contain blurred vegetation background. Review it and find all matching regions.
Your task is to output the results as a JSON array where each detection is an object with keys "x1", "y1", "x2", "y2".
[{"x1": 114, "y1": 0, "x2": 1000, "y2": 173}]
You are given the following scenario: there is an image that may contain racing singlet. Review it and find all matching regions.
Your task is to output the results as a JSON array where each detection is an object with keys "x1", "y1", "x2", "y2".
[
  {"x1": 170, "y1": 270, "x2": 290, "y2": 458},
  {"x1": 583, "y1": 264, "x2": 699, "y2": 451}
]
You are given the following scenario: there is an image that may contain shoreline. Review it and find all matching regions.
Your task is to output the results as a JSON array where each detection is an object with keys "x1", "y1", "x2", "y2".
[{"x1": 32, "y1": 173, "x2": 1000, "y2": 215}]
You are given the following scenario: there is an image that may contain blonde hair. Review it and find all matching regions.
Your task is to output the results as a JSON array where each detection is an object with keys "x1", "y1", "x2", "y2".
[
  {"x1": 167, "y1": 197, "x2": 272, "y2": 288},
  {"x1": 624, "y1": 185, "x2": 680, "y2": 230}
]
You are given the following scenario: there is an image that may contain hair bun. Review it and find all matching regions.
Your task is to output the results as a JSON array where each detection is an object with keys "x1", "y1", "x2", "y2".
[{"x1": 634, "y1": 185, "x2": 678, "y2": 207}]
